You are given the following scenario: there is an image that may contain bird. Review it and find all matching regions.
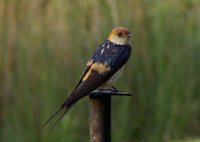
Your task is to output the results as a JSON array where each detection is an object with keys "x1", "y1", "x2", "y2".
[{"x1": 44, "y1": 27, "x2": 132, "y2": 130}]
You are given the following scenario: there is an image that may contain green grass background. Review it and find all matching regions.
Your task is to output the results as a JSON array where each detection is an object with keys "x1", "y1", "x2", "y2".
[{"x1": 0, "y1": 0, "x2": 200, "y2": 142}]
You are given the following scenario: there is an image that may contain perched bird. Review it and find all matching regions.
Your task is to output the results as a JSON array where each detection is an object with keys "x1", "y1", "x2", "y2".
[{"x1": 44, "y1": 27, "x2": 132, "y2": 129}]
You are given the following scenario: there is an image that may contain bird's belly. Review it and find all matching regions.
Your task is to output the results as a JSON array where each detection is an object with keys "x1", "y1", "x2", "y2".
[{"x1": 100, "y1": 67, "x2": 124, "y2": 89}]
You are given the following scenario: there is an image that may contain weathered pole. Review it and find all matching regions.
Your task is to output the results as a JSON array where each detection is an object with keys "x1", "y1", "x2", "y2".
[{"x1": 89, "y1": 90, "x2": 131, "y2": 142}]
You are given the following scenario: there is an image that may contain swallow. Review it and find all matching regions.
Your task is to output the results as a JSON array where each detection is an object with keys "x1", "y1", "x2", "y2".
[{"x1": 44, "y1": 27, "x2": 132, "y2": 130}]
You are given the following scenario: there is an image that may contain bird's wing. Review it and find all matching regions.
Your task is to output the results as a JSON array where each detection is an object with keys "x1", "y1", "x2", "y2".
[{"x1": 63, "y1": 61, "x2": 112, "y2": 106}]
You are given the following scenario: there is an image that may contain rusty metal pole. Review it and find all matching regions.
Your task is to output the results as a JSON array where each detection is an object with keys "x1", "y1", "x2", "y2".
[
  {"x1": 89, "y1": 93, "x2": 111, "y2": 142},
  {"x1": 89, "y1": 90, "x2": 131, "y2": 142}
]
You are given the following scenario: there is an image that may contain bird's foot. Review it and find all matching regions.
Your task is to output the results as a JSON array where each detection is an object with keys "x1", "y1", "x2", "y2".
[
  {"x1": 110, "y1": 85, "x2": 121, "y2": 92},
  {"x1": 96, "y1": 86, "x2": 121, "y2": 93}
]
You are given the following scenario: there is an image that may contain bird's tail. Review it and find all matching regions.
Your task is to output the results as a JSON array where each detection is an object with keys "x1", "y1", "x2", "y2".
[
  {"x1": 43, "y1": 103, "x2": 73, "y2": 130},
  {"x1": 43, "y1": 87, "x2": 88, "y2": 130}
]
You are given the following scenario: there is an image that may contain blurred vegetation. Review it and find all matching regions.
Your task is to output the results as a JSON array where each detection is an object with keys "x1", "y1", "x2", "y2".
[
  {"x1": 0, "y1": 0, "x2": 200, "y2": 142},
  {"x1": 174, "y1": 139, "x2": 200, "y2": 142}
]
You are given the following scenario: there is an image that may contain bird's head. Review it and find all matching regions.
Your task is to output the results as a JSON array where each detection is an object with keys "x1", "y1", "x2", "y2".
[{"x1": 108, "y1": 27, "x2": 132, "y2": 45}]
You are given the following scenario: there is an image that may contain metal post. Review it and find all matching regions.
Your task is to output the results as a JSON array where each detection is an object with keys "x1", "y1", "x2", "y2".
[{"x1": 89, "y1": 90, "x2": 131, "y2": 142}]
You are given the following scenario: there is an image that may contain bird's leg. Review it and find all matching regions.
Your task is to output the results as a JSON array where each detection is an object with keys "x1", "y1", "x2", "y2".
[
  {"x1": 96, "y1": 87, "x2": 105, "y2": 92},
  {"x1": 96, "y1": 84, "x2": 121, "y2": 93},
  {"x1": 96, "y1": 86, "x2": 114, "y2": 92}
]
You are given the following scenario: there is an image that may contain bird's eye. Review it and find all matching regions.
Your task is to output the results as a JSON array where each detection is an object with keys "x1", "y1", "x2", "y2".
[{"x1": 117, "y1": 32, "x2": 123, "y2": 37}]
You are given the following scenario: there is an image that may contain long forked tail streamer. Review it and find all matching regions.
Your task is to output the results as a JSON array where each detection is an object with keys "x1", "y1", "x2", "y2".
[
  {"x1": 49, "y1": 108, "x2": 69, "y2": 131},
  {"x1": 43, "y1": 107, "x2": 64, "y2": 128},
  {"x1": 43, "y1": 104, "x2": 73, "y2": 131}
]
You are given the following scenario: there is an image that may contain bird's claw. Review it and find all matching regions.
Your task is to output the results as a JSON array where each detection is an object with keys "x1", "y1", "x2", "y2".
[{"x1": 96, "y1": 86, "x2": 121, "y2": 93}]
